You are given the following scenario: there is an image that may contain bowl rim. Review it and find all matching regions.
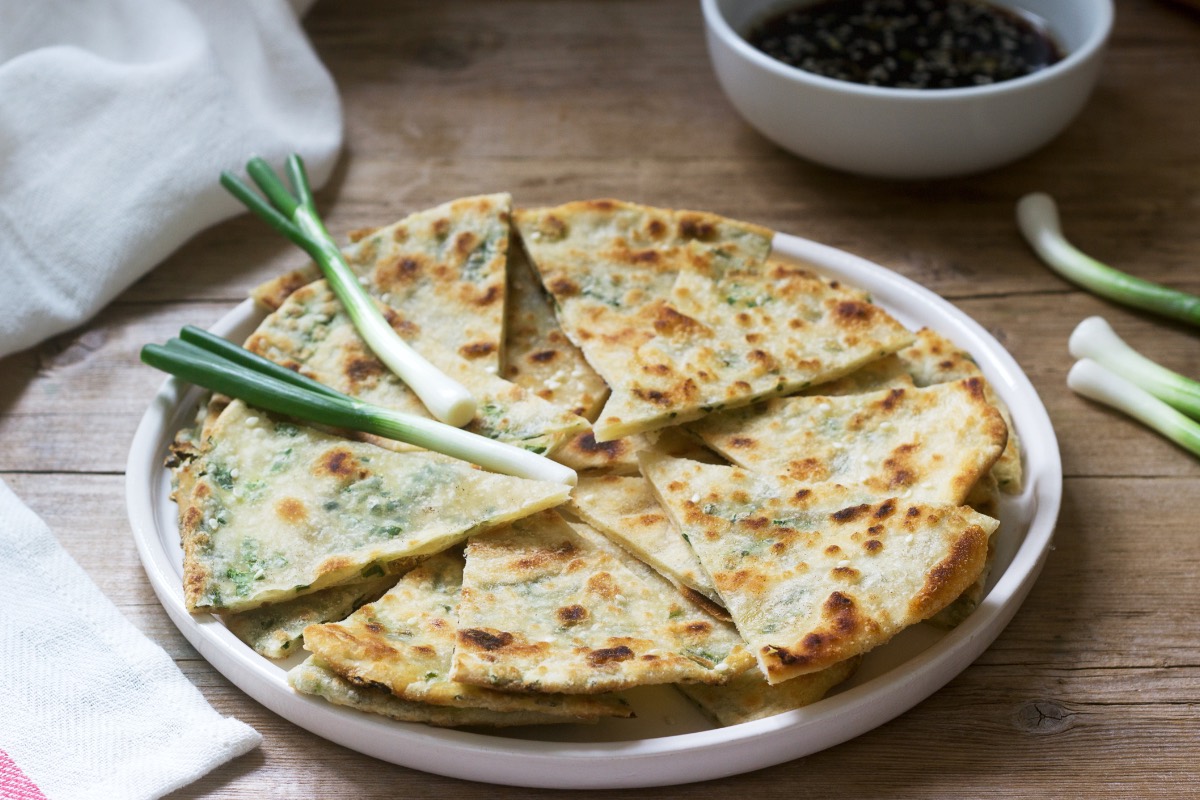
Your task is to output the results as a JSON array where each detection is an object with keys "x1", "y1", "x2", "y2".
[{"x1": 701, "y1": 0, "x2": 1114, "y2": 101}]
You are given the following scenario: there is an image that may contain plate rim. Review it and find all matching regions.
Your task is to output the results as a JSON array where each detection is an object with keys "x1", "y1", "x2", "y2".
[{"x1": 125, "y1": 230, "x2": 1062, "y2": 789}]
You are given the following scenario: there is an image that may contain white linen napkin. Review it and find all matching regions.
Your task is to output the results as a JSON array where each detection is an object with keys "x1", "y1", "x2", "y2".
[
  {"x1": 0, "y1": 0, "x2": 343, "y2": 796},
  {"x1": 0, "y1": 0, "x2": 343, "y2": 359},
  {"x1": 0, "y1": 479, "x2": 262, "y2": 800}
]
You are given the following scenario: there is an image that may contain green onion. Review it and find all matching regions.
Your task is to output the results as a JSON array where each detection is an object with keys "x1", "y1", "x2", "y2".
[
  {"x1": 142, "y1": 332, "x2": 577, "y2": 486},
  {"x1": 1017, "y1": 192, "x2": 1200, "y2": 327},
  {"x1": 1069, "y1": 316, "x2": 1200, "y2": 420},
  {"x1": 221, "y1": 155, "x2": 477, "y2": 427},
  {"x1": 1068, "y1": 359, "x2": 1200, "y2": 458}
]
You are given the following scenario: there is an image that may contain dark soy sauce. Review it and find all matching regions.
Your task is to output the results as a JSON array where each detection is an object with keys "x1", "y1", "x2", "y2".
[{"x1": 746, "y1": 0, "x2": 1064, "y2": 89}]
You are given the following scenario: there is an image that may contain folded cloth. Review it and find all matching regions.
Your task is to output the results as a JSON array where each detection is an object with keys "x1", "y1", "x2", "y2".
[
  {"x1": 0, "y1": 0, "x2": 343, "y2": 360},
  {"x1": 0, "y1": 0, "x2": 343, "y2": 795},
  {"x1": 0, "y1": 479, "x2": 262, "y2": 800}
]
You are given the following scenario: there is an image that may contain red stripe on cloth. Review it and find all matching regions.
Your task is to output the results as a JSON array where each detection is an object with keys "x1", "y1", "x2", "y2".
[{"x1": 0, "y1": 749, "x2": 48, "y2": 800}]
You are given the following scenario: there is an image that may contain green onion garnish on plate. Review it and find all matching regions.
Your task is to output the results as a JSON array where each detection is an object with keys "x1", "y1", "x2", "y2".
[
  {"x1": 142, "y1": 328, "x2": 577, "y2": 486},
  {"x1": 221, "y1": 154, "x2": 477, "y2": 427}
]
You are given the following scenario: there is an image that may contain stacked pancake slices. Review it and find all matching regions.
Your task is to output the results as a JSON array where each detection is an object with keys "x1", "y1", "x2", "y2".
[{"x1": 169, "y1": 195, "x2": 1020, "y2": 729}]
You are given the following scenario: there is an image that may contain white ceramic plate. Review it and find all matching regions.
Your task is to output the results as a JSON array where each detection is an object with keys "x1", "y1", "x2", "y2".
[{"x1": 126, "y1": 232, "x2": 1062, "y2": 789}]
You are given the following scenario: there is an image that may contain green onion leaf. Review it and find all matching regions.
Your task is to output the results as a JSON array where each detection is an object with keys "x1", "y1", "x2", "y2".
[
  {"x1": 1017, "y1": 193, "x2": 1200, "y2": 327},
  {"x1": 1068, "y1": 359, "x2": 1200, "y2": 458},
  {"x1": 222, "y1": 155, "x2": 477, "y2": 427},
  {"x1": 1069, "y1": 316, "x2": 1200, "y2": 420},
  {"x1": 142, "y1": 335, "x2": 577, "y2": 486}
]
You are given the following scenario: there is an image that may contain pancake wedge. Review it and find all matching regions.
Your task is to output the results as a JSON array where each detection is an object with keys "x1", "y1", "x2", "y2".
[
  {"x1": 514, "y1": 199, "x2": 774, "y2": 379},
  {"x1": 690, "y1": 378, "x2": 1007, "y2": 505},
  {"x1": 516, "y1": 200, "x2": 915, "y2": 442},
  {"x1": 253, "y1": 193, "x2": 512, "y2": 372},
  {"x1": 179, "y1": 399, "x2": 571, "y2": 613},
  {"x1": 568, "y1": 474, "x2": 721, "y2": 605},
  {"x1": 288, "y1": 658, "x2": 590, "y2": 728},
  {"x1": 898, "y1": 328, "x2": 1022, "y2": 494},
  {"x1": 679, "y1": 655, "x2": 860, "y2": 726},
  {"x1": 503, "y1": 237, "x2": 609, "y2": 420},
  {"x1": 302, "y1": 550, "x2": 630, "y2": 719},
  {"x1": 800, "y1": 354, "x2": 914, "y2": 397},
  {"x1": 641, "y1": 453, "x2": 996, "y2": 683},
  {"x1": 591, "y1": 259, "x2": 914, "y2": 440},
  {"x1": 221, "y1": 574, "x2": 399, "y2": 659},
  {"x1": 245, "y1": 279, "x2": 587, "y2": 455},
  {"x1": 451, "y1": 511, "x2": 753, "y2": 694}
]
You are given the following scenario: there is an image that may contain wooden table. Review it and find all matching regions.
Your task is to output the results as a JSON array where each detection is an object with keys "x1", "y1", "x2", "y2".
[{"x1": 3, "y1": 0, "x2": 1198, "y2": 796}]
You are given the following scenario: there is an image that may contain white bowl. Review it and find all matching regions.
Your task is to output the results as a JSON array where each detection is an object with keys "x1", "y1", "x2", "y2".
[{"x1": 702, "y1": 0, "x2": 1114, "y2": 179}]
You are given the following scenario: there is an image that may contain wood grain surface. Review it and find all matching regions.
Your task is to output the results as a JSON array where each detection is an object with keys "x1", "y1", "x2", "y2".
[{"x1": 2, "y1": 1, "x2": 1198, "y2": 797}]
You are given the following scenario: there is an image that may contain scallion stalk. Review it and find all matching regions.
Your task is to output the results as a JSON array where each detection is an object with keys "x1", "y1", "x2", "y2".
[
  {"x1": 1017, "y1": 192, "x2": 1200, "y2": 326},
  {"x1": 1067, "y1": 359, "x2": 1200, "y2": 458},
  {"x1": 1068, "y1": 316, "x2": 1200, "y2": 420},
  {"x1": 142, "y1": 333, "x2": 577, "y2": 486},
  {"x1": 221, "y1": 155, "x2": 477, "y2": 427}
]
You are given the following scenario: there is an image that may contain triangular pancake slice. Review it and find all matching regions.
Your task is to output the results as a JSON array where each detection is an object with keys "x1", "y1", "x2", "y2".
[
  {"x1": 244, "y1": 280, "x2": 587, "y2": 455},
  {"x1": 568, "y1": 474, "x2": 722, "y2": 606},
  {"x1": 221, "y1": 574, "x2": 399, "y2": 659},
  {"x1": 451, "y1": 511, "x2": 753, "y2": 694},
  {"x1": 514, "y1": 199, "x2": 775, "y2": 379},
  {"x1": 592, "y1": 258, "x2": 915, "y2": 441},
  {"x1": 641, "y1": 453, "x2": 997, "y2": 684},
  {"x1": 288, "y1": 658, "x2": 591, "y2": 728},
  {"x1": 253, "y1": 193, "x2": 512, "y2": 372},
  {"x1": 180, "y1": 400, "x2": 571, "y2": 613},
  {"x1": 898, "y1": 328, "x2": 1022, "y2": 494},
  {"x1": 502, "y1": 237, "x2": 609, "y2": 421},
  {"x1": 679, "y1": 655, "x2": 861, "y2": 727},
  {"x1": 302, "y1": 550, "x2": 630, "y2": 719},
  {"x1": 689, "y1": 378, "x2": 1007, "y2": 505}
]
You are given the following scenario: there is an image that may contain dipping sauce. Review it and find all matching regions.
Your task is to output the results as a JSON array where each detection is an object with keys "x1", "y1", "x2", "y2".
[{"x1": 745, "y1": 0, "x2": 1064, "y2": 89}]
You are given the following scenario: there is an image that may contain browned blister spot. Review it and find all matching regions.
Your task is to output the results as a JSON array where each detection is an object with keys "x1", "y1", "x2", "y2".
[
  {"x1": 315, "y1": 448, "x2": 366, "y2": 480},
  {"x1": 459, "y1": 341, "x2": 497, "y2": 360},
  {"x1": 646, "y1": 218, "x2": 667, "y2": 238},
  {"x1": 586, "y1": 572, "x2": 620, "y2": 599},
  {"x1": 786, "y1": 457, "x2": 828, "y2": 482},
  {"x1": 833, "y1": 299, "x2": 876, "y2": 327},
  {"x1": 459, "y1": 628, "x2": 514, "y2": 652},
  {"x1": 832, "y1": 503, "x2": 871, "y2": 523},
  {"x1": 567, "y1": 432, "x2": 628, "y2": 461},
  {"x1": 864, "y1": 539, "x2": 883, "y2": 553},
  {"x1": 530, "y1": 349, "x2": 558, "y2": 364},
  {"x1": 343, "y1": 356, "x2": 383, "y2": 386},
  {"x1": 653, "y1": 305, "x2": 709, "y2": 337},
  {"x1": 473, "y1": 284, "x2": 501, "y2": 307},
  {"x1": 454, "y1": 231, "x2": 478, "y2": 258},
  {"x1": 832, "y1": 566, "x2": 861, "y2": 581},
  {"x1": 588, "y1": 645, "x2": 635, "y2": 667},
  {"x1": 879, "y1": 387, "x2": 906, "y2": 411},
  {"x1": 513, "y1": 540, "x2": 578, "y2": 573},
  {"x1": 678, "y1": 215, "x2": 716, "y2": 241},
  {"x1": 275, "y1": 497, "x2": 308, "y2": 525},
  {"x1": 873, "y1": 499, "x2": 897, "y2": 520},
  {"x1": 381, "y1": 255, "x2": 423, "y2": 285},
  {"x1": 557, "y1": 604, "x2": 589, "y2": 626},
  {"x1": 548, "y1": 276, "x2": 580, "y2": 297}
]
